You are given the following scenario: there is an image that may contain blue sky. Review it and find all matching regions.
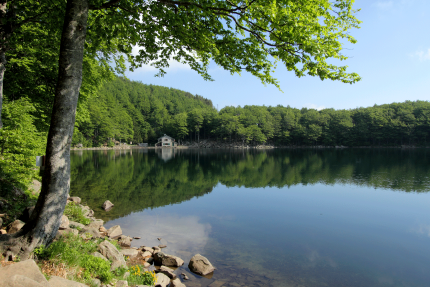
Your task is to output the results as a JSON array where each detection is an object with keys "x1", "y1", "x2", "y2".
[{"x1": 125, "y1": 0, "x2": 430, "y2": 111}]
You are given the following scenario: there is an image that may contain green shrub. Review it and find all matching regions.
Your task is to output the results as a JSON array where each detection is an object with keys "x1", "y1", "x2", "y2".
[{"x1": 64, "y1": 202, "x2": 91, "y2": 225}]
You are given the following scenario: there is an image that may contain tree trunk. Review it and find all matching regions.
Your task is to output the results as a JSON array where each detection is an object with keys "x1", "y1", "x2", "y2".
[
  {"x1": 0, "y1": 0, "x2": 88, "y2": 259},
  {"x1": 0, "y1": 0, "x2": 7, "y2": 130}
]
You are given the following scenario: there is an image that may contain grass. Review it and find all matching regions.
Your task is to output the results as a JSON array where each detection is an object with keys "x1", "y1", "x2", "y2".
[
  {"x1": 63, "y1": 202, "x2": 91, "y2": 225},
  {"x1": 34, "y1": 233, "x2": 121, "y2": 284}
]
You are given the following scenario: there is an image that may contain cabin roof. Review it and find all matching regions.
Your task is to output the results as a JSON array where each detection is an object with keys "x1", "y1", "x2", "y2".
[{"x1": 158, "y1": 134, "x2": 174, "y2": 140}]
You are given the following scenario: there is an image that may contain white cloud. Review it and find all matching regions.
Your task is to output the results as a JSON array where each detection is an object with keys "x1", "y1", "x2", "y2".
[
  {"x1": 412, "y1": 49, "x2": 430, "y2": 61},
  {"x1": 305, "y1": 104, "x2": 326, "y2": 111},
  {"x1": 374, "y1": 1, "x2": 394, "y2": 9},
  {"x1": 412, "y1": 224, "x2": 430, "y2": 237}
]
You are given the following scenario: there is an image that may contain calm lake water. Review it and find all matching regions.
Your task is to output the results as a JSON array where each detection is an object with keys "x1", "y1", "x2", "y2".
[{"x1": 70, "y1": 148, "x2": 430, "y2": 287}]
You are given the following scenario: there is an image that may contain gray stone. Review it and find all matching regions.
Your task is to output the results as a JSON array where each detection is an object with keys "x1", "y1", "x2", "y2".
[
  {"x1": 158, "y1": 244, "x2": 167, "y2": 248},
  {"x1": 81, "y1": 206, "x2": 94, "y2": 218},
  {"x1": 154, "y1": 273, "x2": 170, "y2": 287},
  {"x1": 170, "y1": 278, "x2": 187, "y2": 287},
  {"x1": 81, "y1": 226, "x2": 102, "y2": 239},
  {"x1": 116, "y1": 280, "x2": 128, "y2": 287},
  {"x1": 208, "y1": 280, "x2": 226, "y2": 287},
  {"x1": 120, "y1": 249, "x2": 139, "y2": 258},
  {"x1": 155, "y1": 266, "x2": 176, "y2": 279},
  {"x1": 141, "y1": 251, "x2": 152, "y2": 259},
  {"x1": 56, "y1": 228, "x2": 79, "y2": 240},
  {"x1": 69, "y1": 221, "x2": 85, "y2": 230},
  {"x1": 91, "y1": 278, "x2": 101, "y2": 287},
  {"x1": 102, "y1": 200, "x2": 114, "y2": 211},
  {"x1": 68, "y1": 197, "x2": 81, "y2": 204},
  {"x1": 2, "y1": 274, "x2": 46, "y2": 287},
  {"x1": 118, "y1": 235, "x2": 132, "y2": 247},
  {"x1": 92, "y1": 252, "x2": 109, "y2": 261},
  {"x1": 152, "y1": 246, "x2": 161, "y2": 252},
  {"x1": 107, "y1": 225, "x2": 122, "y2": 239},
  {"x1": 59, "y1": 215, "x2": 70, "y2": 230},
  {"x1": 48, "y1": 276, "x2": 88, "y2": 286},
  {"x1": 153, "y1": 252, "x2": 184, "y2": 267},
  {"x1": 87, "y1": 219, "x2": 104, "y2": 230},
  {"x1": 0, "y1": 260, "x2": 49, "y2": 287},
  {"x1": 98, "y1": 240, "x2": 126, "y2": 270},
  {"x1": 188, "y1": 254, "x2": 215, "y2": 276},
  {"x1": 7, "y1": 220, "x2": 25, "y2": 234},
  {"x1": 141, "y1": 246, "x2": 154, "y2": 253}
]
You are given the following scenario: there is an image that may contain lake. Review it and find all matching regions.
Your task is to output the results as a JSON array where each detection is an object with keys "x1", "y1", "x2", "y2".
[{"x1": 70, "y1": 148, "x2": 430, "y2": 287}]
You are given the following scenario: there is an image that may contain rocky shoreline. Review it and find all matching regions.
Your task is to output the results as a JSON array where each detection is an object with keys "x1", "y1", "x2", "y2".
[{"x1": 0, "y1": 196, "x2": 215, "y2": 287}]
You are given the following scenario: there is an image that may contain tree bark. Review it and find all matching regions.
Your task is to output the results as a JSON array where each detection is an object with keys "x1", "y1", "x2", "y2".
[
  {"x1": 0, "y1": 0, "x2": 7, "y2": 130},
  {"x1": 0, "y1": 0, "x2": 88, "y2": 259}
]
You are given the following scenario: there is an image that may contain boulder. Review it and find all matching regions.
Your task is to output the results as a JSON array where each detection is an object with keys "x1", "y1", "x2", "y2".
[
  {"x1": 68, "y1": 197, "x2": 81, "y2": 204},
  {"x1": 102, "y1": 200, "x2": 114, "y2": 211},
  {"x1": 118, "y1": 235, "x2": 132, "y2": 247},
  {"x1": 141, "y1": 246, "x2": 154, "y2": 253},
  {"x1": 68, "y1": 221, "x2": 85, "y2": 230},
  {"x1": 188, "y1": 254, "x2": 215, "y2": 276},
  {"x1": 154, "y1": 273, "x2": 170, "y2": 287},
  {"x1": 116, "y1": 280, "x2": 128, "y2": 287},
  {"x1": 120, "y1": 249, "x2": 139, "y2": 258},
  {"x1": 170, "y1": 278, "x2": 187, "y2": 287},
  {"x1": 99, "y1": 226, "x2": 107, "y2": 233},
  {"x1": 0, "y1": 259, "x2": 50, "y2": 287},
  {"x1": 87, "y1": 219, "x2": 104, "y2": 230},
  {"x1": 155, "y1": 266, "x2": 176, "y2": 279},
  {"x1": 7, "y1": 220, "x2": 25, "y2": 234},
  {"x1": 81, "y1": 206, "x2": 94, "y2": 218},
  {"x1": 98, "y1": 240, "x2": 126, "y2": 270},
  {"x1": 48, "y1": 276, "x2": 88, "y2": 286},
  {"x1": 153, "y1": 252, "x2": 184, "y2": 267},
  {"x1": 141, "y1": 251, "x2": 152, "y2": 259},
  {"x1": 59, "y1": 215, "x2": 70, "y2": 230},
  {"x1": 106, "y1": 225, "x2": 122, "y2": 239},
  {"x1": 80, "y1": 226, "x2": 102, "y2": 239},
  {"x1": 2, "y1": 274, "x2": 46, "y2": 287},
  {"x1": 56, "y1": 228, "x2": 79, "y2": 240}
]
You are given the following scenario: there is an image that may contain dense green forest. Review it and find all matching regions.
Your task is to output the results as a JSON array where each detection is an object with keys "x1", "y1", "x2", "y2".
[
  {"x1": 70, "y1": 149, "x2": 430, "y2": 221},
  {"x1": 73, "y1": 77, "x2": 430, "y2": 147}
]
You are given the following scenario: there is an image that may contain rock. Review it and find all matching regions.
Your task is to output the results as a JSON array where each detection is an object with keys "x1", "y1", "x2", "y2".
[
  {"x1": 2, "y1": 274, "x2": 46, "y2": 287},
  {"x1": 152, "y1": 246, "x2": 161, "y2": 252},
  {"x1": 75, "y1": 143, "x2": 83, "y2": 148},
  {"x1": 81, "y1": 206, "x2": 94, "y2": 218},
  {"x1": 158, "y1": 244, "x2": 167, "y2": 248},
  {"x1": 56, "y1": 228, "x2": 79, "y2": 240},
  {"x1": 0, "y1": 217, "x2": 2, "y2": 226},
  {"x1": 92, "y1": 252, "x2": 109, "y2": 261},
  {"x1": 120, "y1": 249, "x2": 139, "y2": 258},
  {"x1": 0, "y1": 229, "x2": 6, "y2": 234},
  {"x1": 80, "y1": 226, "x2": 102, "y2": 239},
  {"x1": 146, "y1": 257, "x2": 154, "y2": 264},
  {"x1": 133, "y1": 237, "x2": 141, "y2": 239},
  {"x1": 106, "y1": 225, "x2": 122, "y2": 239},
  {"x1": 141, "y1": 251, "x2": 152, "y2": 258},
  {"x1": 141, "y1": 246, "x2": 154, "y2": 253},
  {"x1": 68, "y1": 197, "x2": 81, "y2": 204},
  {"x1": 143, "y1": 262, "x2": 151, "y2": 268},
  {"x1": 118, "y1": 235, "x2": 132, "y2": 247},
  {"x1": 170, "y1": 278, "x2": 186, "y2": 287},
  {"x1": 0, "y1": 259, "x2": 50, "y2": 287},
  {"x1": 154, "y1": 273, "x2": 170, "y2": 287},
  {"x1": 188, "y1": 254, "x2": 215, "y2": 276},
  {"x1": 155, "y1": 266, "x2": 176, "y2": 279},
  {"x1": 98, "y1": 240, "x2": 126, "y2": 270},
  {"x1": 7, "y1": 220, "x2": 25, "y2": 234},
  {"x1": 153, "y1": 252, "x2": 184, "y2": 267},
  {"x1": 59, "y1": 215, "x2": 70, "y2": 230},
  {"x1": 99, "y1": 226, "x2": 107, "y2": 233},
  {"x1": 102, "y1": 200, "x2": 114, "y2": 211},
  {"x1": 87, "y1": 219, "x2": 104, "y2": 230},
  {"x1": 116, "y1": 280, "x2": 128, "y2": 287},
  {"x1": 69, "y1": 221, "x2": 85, "y2": 230},
  {"x1": 181, "y1": 273, "x2": 189, "y2": 280},
  {"x1": 123, "y1": 272, "x2": 130, "y2": 279},
  {"x1": 91, "y1": 278, "x2": 101, "y2": 287},
  {"x1": 48, "y1": 276, "x2": 88, "y2": 286}
]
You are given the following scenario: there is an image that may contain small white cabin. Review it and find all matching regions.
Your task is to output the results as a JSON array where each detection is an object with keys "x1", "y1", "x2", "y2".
[{"x1": 156, "y1": 134, "x2": 176, "y2": 147}]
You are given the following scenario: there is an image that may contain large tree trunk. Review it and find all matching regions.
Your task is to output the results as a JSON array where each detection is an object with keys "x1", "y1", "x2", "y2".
[
  {"x1": 0, "y1": 0, "x2": 7, "y2": 130},
  {"x1": 0, "y1": 0, "x2": 88, "y2": 259}
]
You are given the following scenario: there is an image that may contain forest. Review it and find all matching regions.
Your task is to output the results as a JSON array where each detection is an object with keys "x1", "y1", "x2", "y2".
[{"x1": 71, "y1": 77, "x2": 430, "y2": 148}]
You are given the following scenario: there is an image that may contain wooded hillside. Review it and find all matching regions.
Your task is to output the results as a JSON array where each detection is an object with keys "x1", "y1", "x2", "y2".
[{"x1": 73, "y1": 77, "x2": 430, "y2": 147}]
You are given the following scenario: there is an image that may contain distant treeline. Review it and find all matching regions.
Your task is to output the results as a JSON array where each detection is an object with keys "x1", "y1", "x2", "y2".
[{"x1": 73, "y1": 77, "x2": 430, "y2": 147}]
